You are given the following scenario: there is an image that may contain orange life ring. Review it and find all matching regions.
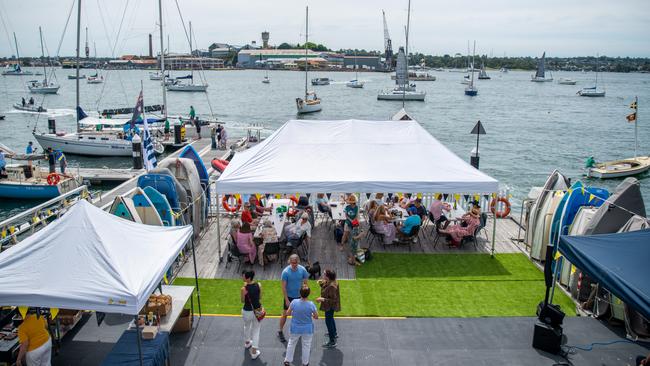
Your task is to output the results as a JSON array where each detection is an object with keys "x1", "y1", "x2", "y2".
[
  {"x1": 289, "y1": 195, "x2": 299, "y2": 205},
  {"x1": 222, "y1": 195, "x2": 242, "y2": 213},
  {"x1": 46, "y1": 173, "x2": 61, "y2": 186},
  {"x1": 489, "y1": 197, "x2": 511, "y2": 218}
]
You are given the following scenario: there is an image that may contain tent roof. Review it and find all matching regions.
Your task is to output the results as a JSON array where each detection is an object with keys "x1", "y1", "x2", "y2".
[
  {"x1": 216, "y1": 119, "x2": 498, "y2": 194},
  {"x1": 0, "y1": 200, "x2": 193, "y2": 315},
  {"x1": 559, "y1": 229, "x2": 650, "y2": 320}
]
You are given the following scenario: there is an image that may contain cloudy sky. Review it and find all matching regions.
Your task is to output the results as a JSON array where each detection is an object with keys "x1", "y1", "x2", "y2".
[{"x1": 0, "y1": 0, "x2": 648, "y2": 58}]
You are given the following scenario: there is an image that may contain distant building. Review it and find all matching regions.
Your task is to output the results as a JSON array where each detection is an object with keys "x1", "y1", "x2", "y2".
[
  {"x1": 163, "y1": 53, "x2": 225, "y2": 70},
  {"x1": 237, "y1": 49, "x2": 322, "y2": 68},
  {"x1": 343, "y1": 56, "x2": 380, "y2": 70},
  {"x1": 262, "y1": 31, "x2": 270, "y2": 49}
]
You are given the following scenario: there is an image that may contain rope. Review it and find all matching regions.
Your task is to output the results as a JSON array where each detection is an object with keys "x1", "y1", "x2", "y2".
[{"x1": 563, "y1": 339, "x2": 636, "y2": 354}]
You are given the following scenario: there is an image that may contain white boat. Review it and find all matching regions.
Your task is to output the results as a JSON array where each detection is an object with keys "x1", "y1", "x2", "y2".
[
  {"x1": 311, "y1": 77, "x2": 330, "y2": 85},
  {"x1": 13, "y1": 102, "x2": 46, "y2": 112},
  {"x1": 346, "y1": 51, "x2": 365, "y2": 88},
  {"x1": 531, "y1": 51, "x2": 553, "y2": 82},
  {"x1": 558, "y1": 78, "x2": 577, "y2": 85},
  {"x1": 461, "y1": 74, "x2": 470, "y2": 84},
  {"x1": 577, "y1": 56, "x2": 605, "y2": 97},
  {"x1": 376, "y1": 88, "x2": 425, "y2": 101},
  {"x1": 262, "y1": 76, "x2": 270, "y2": 84},
  {"x1": 391, "y1": 71, "x2": 436, "y2": 81},
  {"x1": 500, "y1": 67, "x2": 509, "y2": 73},
  {"x1": 87, "y1": 75, "x2": 104, "y2": 84},
  {"x1": 166, "y1": 76, "x2": 208, "y2": 92},
  {"x1": 477, "y1": 62, "x2": 490, "y2": 80},
  {"x1": 296, "y1": 7, "x2": 322, "y2": 114},
  {"x1": 464, "y1": 41, "x2": 478, "y2": 96},
  {"x1": 149, "y1": 71, "x2": 168, "y2": 80},
  {"x1": 27, "y1": 27, "x2": 60, "y2": 94},
  {"x1": 378, "y1": 46, "x2": 425, "y2": 101}
]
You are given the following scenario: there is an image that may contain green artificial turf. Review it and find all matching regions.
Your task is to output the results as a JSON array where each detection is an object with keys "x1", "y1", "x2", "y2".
[{"x1": 174, "y1": 253, "x2": 576, "y2": 318}]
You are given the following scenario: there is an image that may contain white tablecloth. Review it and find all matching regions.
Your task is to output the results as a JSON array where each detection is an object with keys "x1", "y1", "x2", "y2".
[
  {"x1": 329, "y1": 201, "x2": 347, "y2": 221},
  {"x1": 267, "y1": 198, "x2": 292, "y2": 236}
]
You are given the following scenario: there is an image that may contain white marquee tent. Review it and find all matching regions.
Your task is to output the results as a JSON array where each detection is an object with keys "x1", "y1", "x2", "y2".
[
  {"x1": 216, "y1": 119, "x2": 498, "y2": 194},
  {"x1": 0, "y1": 200, "x2": 193, "y2": 315}
]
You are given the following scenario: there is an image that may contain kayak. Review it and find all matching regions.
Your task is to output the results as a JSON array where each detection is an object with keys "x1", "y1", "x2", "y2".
[{"x1": 211, "y1": 158, "x2": 229, "y2": 173}]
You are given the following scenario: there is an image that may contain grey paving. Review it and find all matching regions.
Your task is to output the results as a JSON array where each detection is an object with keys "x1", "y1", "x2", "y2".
[{"x1": 53, "y1": 315, "x2": 649, "y2": 366}]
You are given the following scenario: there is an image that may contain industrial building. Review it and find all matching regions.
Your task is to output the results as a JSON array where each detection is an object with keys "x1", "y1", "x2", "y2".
[
  {"x1": 163, "y1": 53, "x2": 225, "y2": 70},
  {"x1": 343, "y1": 55, "x2": 381, "y2": 70},
  {"x1": 237, "y1": 49, "x2": 322, "y2": 68}
]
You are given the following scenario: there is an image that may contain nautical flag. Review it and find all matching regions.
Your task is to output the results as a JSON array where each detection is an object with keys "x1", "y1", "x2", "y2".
[
  {"x1": 133, "y1": 90, "x2": 157, "y2": 171},
  {"x1": 626, "y1": 112, "x2": 637, "y2": 123}
]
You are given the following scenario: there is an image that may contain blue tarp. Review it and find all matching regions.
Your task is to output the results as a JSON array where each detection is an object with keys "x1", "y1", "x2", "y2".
[
  {"x1": 559, "y1": 229, "x2": 650, "y2": 320},
  {"x1": 101, "y1": 330, "x2": 170, "y2": 366}
]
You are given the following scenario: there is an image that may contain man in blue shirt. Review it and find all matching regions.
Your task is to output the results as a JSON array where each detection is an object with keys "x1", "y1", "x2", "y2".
[
  {"x1": 400, "y1": 206, "x2": 421, "y2": 237},
  {"x1": 25, "y1": 142, "x2": 36, "y2": 155},
  {"x1": 278, "y1": 254, "x2": 308, "y2": 342}
]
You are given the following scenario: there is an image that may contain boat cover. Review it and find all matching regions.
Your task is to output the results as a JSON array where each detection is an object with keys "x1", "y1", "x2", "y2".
[
  {"x1": 0, "y1": 200, "x2": 192, "y2": 314},
  {"x1": 216, "y1": 119, "x2": 498, "y2": 194},
  {"x1": 559, "y1": 229, "x2": 650, "y2": 320}
]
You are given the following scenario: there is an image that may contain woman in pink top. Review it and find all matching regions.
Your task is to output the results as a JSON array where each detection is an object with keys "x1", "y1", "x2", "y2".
[
  {"x1": 237, "y1": 222, "x2": 257, "y2": 263},
  {"x1": 440, "y1": 205, "x2": 481, "y2": 247}
]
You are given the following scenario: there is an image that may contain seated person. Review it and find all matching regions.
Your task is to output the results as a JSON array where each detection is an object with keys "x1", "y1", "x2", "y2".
[
  {"x1": 366, "y1": 200, "x2": 378, "y2": 221},
  {"x1": 373, "y1": 205, "x2": 397, "y2": 244},
  {"x1": 372, "y1": 192, "x2": 385, "y2": 205},
  {"x1": 258, "y1": 219, "x2": 279, "y2": 266},
  {"x1": 241, "y1": 202, "x2": 259, "y2": 230},
  {"x1": 439, "y1": 204, "x2": 482, "y2": 247},
  {"x1": 398, "y1": 193, "x2": 413, "y2": 209},
  {"x1": 284, "y1": 212, "x2": 312, "y2": 247},
  {"x1": 398, "y1": 206, "x2": 421, "y2": 238},
  {"x1": 315, "y1": 193, "x2": 331, "y2": 215},
  {"x1": 236, "y1": 222, "x2": 256, "y2": 263},
  {"x1": 248, "y1": 196, "x2": 269, "y2": 216},
  {"x1": 409, "y1": 198, "x2": 427, "y2": 219},
  {"x1": 428, "y1": 194, "x2": 451, "y2": 229},
  {"x1": 230, "y1": 220, "x2": 241, "y2": 241}
]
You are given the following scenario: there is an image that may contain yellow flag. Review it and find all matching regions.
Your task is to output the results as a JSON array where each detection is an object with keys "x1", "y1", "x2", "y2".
[
  {"x1": 50, "y1": 308, "x2": 59, "y2": 319},
  {"x1": 18, "y1": 306, "x2": 28, "y2": 319},
  {"x1": 474, "y1": 194, "x2": 480, "y2": 202},
  {"x1": 570, "y1": 265, "x2": 576, "y2": 274},
  {"x1": 397, "y1": 192, "x2": 403, "y2": 199},
  {"x1": 589, "y1": 194, "x2": 595, "y2": 202},
  {"x1": 234, "y1": 193, "x2": 241, "y2": 200},
  {"x1": 581, "y1": 187, "x2": 585, "y2": 195},
  {"x1": 567, "y1": 188, "x2": 573, "y2": 195},
  {"x1": 275, "y1": 194, "x2": 281, "y2": 199},
  {"x1": 491, "y1": 193, "x2": 497, "y2": 199},
  {"x1": 454, "y1": 193, "x2": 460, "y2": 201},
  {"x1": 554, "y1": 251, "x2": 562, "y2": 260},
  {"x1": 416, "y1": 193, "x2": 422, "y2": 199},
  {"x1": 163, "y1": 274, "x2": 169, "y2": 285}
]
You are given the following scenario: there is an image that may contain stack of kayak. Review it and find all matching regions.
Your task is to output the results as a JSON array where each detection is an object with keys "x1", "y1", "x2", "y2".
[{"x1": 524, "y1": 172, "x2": 648, "y2": 338}]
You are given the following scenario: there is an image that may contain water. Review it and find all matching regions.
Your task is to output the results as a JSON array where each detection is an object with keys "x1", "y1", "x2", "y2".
[{"x1": 1, "y1": 68, "x2": 649, "y2": 220}]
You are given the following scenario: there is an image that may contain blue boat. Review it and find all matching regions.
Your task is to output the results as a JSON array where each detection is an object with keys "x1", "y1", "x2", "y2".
[
  {"x1": 143, "y1": 186, "x2": 175, "y2": 226},
  {"x1": 179, "y1": 145, "x2": 210, "y2": 216},
  {"x1": 0, "y1": 164, "x2": 79, "y2": 199},
  {"x1": 137, "y1": 168, "x2": 189, "y2": 225}
]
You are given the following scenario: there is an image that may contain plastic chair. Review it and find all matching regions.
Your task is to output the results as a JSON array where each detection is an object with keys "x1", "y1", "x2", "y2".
[{"x1": 227, "y1": 235, "x2": 249, "y2": 271}]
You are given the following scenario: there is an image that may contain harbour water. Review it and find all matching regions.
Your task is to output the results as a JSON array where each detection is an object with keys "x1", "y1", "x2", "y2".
[{"x1": 1, "y1": 68, "x2": 649, "y2": 220}]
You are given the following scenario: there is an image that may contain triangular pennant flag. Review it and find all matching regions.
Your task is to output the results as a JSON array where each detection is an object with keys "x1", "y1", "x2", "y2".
[
  {"x1": 366, "y1": 193, "x2": 371, "y2": 199},
  {"x1": 589, "y1": 194, "x2": 595, "y2": 202},
  {"x1": 463, "y1": 194, "x2": 470, "y2": 202},
  {"x1": 163, "y1": 274, "x2": 169, "y2": 285},
  {"x1": 50, "y1": 308, "x2": 59, "y2": 319},
  {"x1": 483, "y1": 194, "x2": 489, "y2": 201},
  {"x1": 626, "y1": 112, "x2": 637, "y2": 123},
  {"x1": 474, "y1": 194, "x2": 480, "y2": 202},
  {"x1": 265, "y1": 193, "x2": 271, "y2": 199},
  {"x1": 306, "y1": 193, "x2": 312, "y2": 199},
  {"x1": 443, "y1": 193, "x2": 449, "y2": 200},
  {"x1": 296, "y1": 192, "x2": 300, "y2": 198},
  {"x1": 416, "y1": 193, "x2": 422, "y2": 199},
  {"x1": 275, "y1": 194, "x2": 281, "y2": 199},
  {"x1": 234, "y1": 193, "x2": 241, "y2": 200},
  {"x1": 397, "y1": 192, "x2": 403, "y2": 199},
  {"x1": 492, "y1": 193, "x2": 497, "y2": 199},
  {"x1": 387, "y1": 192, "x2": 393, "y2": 199},
  {"x1": 454, "y1": 193, "x2": 460, "y2": 202},
  {"x1": 554, "y1": 251, "x2": 562, "y2": 260},
  {"x1": 570, "y1": 265, "x2": 576, "y2": 274},
  {"x1": 326, "y1": 193, "x2": 332, "y2": 199},
  {"x1": 18, "y1": 306, "x2": 28, "y2": 319}
]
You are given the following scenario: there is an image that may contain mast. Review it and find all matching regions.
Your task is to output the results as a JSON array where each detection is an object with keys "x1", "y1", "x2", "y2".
[
  {"x1": 158, "y1": 0, "x2": 167, "y2": 120},
  {"x1": 304, "y1": 6, "x2": 308, "y2": 98},
  {"x1": 635, "y1": 96, "x2": 639, "y2": 160},
  {"x1": 189, "y1": 21, "x2": 193, "y2": 82},
  {"x1": 354, "y1": 49, "x2": 358, "y2": 80},
  {"x1": 39, "y1": 27, "x2": 47, "y2": 83},
  {"x1": 13, "y1": 32, "x2": 19, "y2": 65},
  {"x1": 470, "y1": 41, "x2": 476, "y2": 88},
  {"x1": 84, "y1": 27, "x2": 89, "y2": 59},
  {"x1": 75, "y1": 0, "x2": 81, "y2": 132},
  {"x1": 402, "y1": 0, "x2": 411, "y2": 108}
]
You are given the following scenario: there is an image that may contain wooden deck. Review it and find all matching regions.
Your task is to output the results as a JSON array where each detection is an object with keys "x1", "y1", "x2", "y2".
[{"x1": 177, "y1": 213, "x2": 528, "y2": 281}]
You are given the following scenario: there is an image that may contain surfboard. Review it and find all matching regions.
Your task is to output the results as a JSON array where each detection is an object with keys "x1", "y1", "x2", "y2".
[{"x1": 143, "y1": 186, "x2": 175, "y2": 226}]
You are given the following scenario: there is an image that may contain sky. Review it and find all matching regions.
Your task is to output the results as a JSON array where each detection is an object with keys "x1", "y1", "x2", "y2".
[{"x1": 0, "y1": 0, "x2": 648, "y2": 58}]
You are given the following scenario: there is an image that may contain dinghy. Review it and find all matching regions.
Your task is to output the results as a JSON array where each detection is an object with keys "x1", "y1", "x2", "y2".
[
  {"x1": 138, "y1": 168, "x2": 190, "y2": 226},
  {"x1": 157, "y1": 158, "x2": 205, "y2": 236},
  {"x1": 124, "y1": 187, "x2": 164, "y2": 226},
  {"x1": 143, "y1": 186, "x2": 175, "y2": 226},
  {"x1": 109, "y1": 196, "x2": 143, "y2": 223}
]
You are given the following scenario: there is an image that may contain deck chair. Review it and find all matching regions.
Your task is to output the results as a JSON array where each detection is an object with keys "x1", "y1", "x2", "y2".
[
  {"x1": 396, "y1": 225, "x2": 420, "y2": 251},
  {"x1": 366, "y1": 218, "x2": 386, "y2": 249},
  {"x1": 227, "y1": 235, "x2": 249, "y2": 271},
  {"x1": 460, "y1": 213, "x2": 488, "y2": 250},
  {"x1": 262, "y1": 241, "x2": 281, "y2": 268}
]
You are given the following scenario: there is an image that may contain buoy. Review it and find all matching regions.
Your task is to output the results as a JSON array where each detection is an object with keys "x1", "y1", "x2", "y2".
[{"x1": 489, "y1": 197, "x2": 511, "y2": 218}]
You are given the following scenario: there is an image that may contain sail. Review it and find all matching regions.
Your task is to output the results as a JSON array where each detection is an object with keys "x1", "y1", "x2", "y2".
[
  {"x1": 395, "y1": 47, "x2": 407, "y2": 86},
  {"x1": 535, "y1": 52, "x2": 546, "y2": 78}
]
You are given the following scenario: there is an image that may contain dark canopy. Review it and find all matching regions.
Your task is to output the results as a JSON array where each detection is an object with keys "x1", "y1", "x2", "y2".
[{"x1": 559, "y1": 229, "x2": 650, "y2": 320}]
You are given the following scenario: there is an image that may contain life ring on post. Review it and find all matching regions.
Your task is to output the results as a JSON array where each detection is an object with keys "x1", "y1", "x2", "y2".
[
  {"x1": 222, "y1": 195, "x2": 242, "y2": 213},
  {"x1": 46, "y1": 173, "x2": 61, "y2": 186},
  {"x1": 489, "y1": 197, "x2": 511, "y2": 218}
]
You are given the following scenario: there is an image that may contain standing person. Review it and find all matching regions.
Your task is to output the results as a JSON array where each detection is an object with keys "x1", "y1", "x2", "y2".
[
  {"x1": 46, "y1": 148, "x2": 56, "y2": 174},
  {"x1": 16, "y1": 310, "x2": 51, "y2": 366},
  {"x1": 21, "y1": 97, "x2": 26, "y2": 107},
  {"x1": 241, "y1": 270, "x2": 262, "y2": 360},
  {"x1": 29, "y1": 97, "x2": 34, "y2": 105},
  {"x1": 55, "y1": 151, "x2": 67, "y2": 175},
  {"x1": 189, "y1": 105, "x2": 196, "y2": 122},
  {"x1": 341, "y1": 194, "x2": 359, "y2": 250},
  {"x1": 25, "y1": 141, "x2": 36, "y2": 170},
  {"x1": 220, "y1": 126, "x2": 228, "y2": 150},
  {"x1": 194, "y1": 118, "x2": 201, "y2": 140},
  {"x1": 283, "y1": 286, "x2": 318, "y2": 366},
  {"x1": 216, "y1": 124, "x2": 223, "y2": 147},
  {"x1": 316, "y1": 270, "x2": 341, "y2": 348},
  {"x1": 278, "y1": 254, "x2": 309, "y2": 342},
  {"x1": 0, "y1": 149, "x2": 6, "y2": 177},
  {"x1": 347, "y1": 219, "x2": 363, "y2": 265},
  {"x1": 164, "y1": 118, "x2": 170, "y2": 141}
]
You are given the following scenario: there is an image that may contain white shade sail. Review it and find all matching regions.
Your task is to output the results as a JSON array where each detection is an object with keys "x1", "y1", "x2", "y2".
[
  {"x1": 0, "y1": 200, "x2": 192, "y2": 315},
  {"x1": 216, "y1": 119, "x2": 498, "y2": 194}
]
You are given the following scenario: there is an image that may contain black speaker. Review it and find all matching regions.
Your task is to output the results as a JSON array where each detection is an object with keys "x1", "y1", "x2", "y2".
[
  {"x1": 543, "y1": 244, "x2": 554, "y2": 288},
  {"x1": 532, "y1": 321, "x2": 563, "y2": 355},
  {"x1": 537, "y1": 301, "x2": 565, "y2": 327}
]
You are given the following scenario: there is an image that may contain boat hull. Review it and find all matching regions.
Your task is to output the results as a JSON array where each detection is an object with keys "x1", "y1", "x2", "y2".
[
  {"x1": 34, "y1": 133, "x2": 132, "y2": 156},
  {"x1": 167, "y1": 84, "x2": 208, "y2": 92},
  {"x1": 13, "y1": 104, "x2": 46, "y2": 112},
  {"x1": 0, "y1": 182, "x2": 61, "y2": 199},
  {"x1": 28, "y1": 86, "x2": 60, "y2": 94},
  {"x1": 588, "y1": 157, "x2": 650, "y2": 179},
  {"x1": 296, "y1": 99, "x2": 322, "y2": 113},
  {"x1": 377, "y1": 92, "x2": 425, "y2": 101},
  {"x1": 578, "y1": 91, "x2": 605, "y2": 97},
  {"x1": 531, "y1": 77, "x2": 553, "y2": 82},
  {"x1": 464, "y1": 89, "x2": 478, "y2": 96}
]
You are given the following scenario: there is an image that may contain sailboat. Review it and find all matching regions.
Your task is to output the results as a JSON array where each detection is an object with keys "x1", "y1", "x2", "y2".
[
  {"x1": 377, "y1": 0, "x2": 425, "y2": 102},
  {"x1": 167, "y1": 21, "x2": 208, "y2": 92},
  {"x1": 28, "y1": 27, "x2": 60, "y2": 94},
  {"x1": 478, "y1": 61, "x2": 490, "y2": 80},
  {"x1": 262, "y1": 65, "x2": 270, "y2": 84},
  {"x1": 587, "y1": 97, "x2": 650, "y2": 179},
  {"x1": 87, "y1": 42, "x2": 104, "y2": 84},
  {"x1": 295, "y1": 6, "x2": 322, "y2": 114},
  {"x1": 2, "y1": 33, "x2": 35, "y2": 76},
  {"x1": 531, "y1": 51, "x2": 553, "y2": 82},
  {"x1": 33, "y1": 0, "x2": 163, "y2": 157},
  {"x1": 577, "y1": 55, "x2": 605, "y2": 97},
  {"x1": 464, "y1": 41, "x2": 478, "y2": 96},
  {"x1": 346, "y1": 51, "x2": 364, "y2": 88}
]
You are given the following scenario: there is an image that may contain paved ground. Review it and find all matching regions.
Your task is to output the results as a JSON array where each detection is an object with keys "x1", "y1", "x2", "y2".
[{"x1": 53, "y1": 314, "x2": 649, "y2": 366}]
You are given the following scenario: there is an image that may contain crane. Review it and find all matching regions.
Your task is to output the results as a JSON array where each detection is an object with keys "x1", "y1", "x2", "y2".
[{"x1": 382, "y1": 10, "x2": 394, "y2": 70}]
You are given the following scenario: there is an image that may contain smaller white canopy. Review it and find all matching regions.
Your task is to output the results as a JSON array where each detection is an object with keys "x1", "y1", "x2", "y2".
[
  {"x1": 216, "y1": 119, "x2": 498, "y2": 194},
  {"x1": 0, "y1": 200, "x2": 192, "y2": 315}
]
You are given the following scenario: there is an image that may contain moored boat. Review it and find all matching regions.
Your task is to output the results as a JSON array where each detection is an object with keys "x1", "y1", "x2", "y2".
[{"x1": 531, "y1": 51, "x2": 553, "y2": 82}]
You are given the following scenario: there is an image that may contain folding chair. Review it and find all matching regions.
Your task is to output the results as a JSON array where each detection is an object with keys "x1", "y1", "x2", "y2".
[
  {"x1": 227, "y1": 235, "x2": 249, "y2": 271},
  {"x1": 262, "y1": 241, "x2": 281, "y2": 268},
  {"x1": 396, "y1": 225, "x2": 420, "y2": 252}
]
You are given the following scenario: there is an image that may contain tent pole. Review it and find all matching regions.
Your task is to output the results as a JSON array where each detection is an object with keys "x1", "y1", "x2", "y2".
[
  {"x1": 191, "y1": 237, "x2": 202, "y2": 317},
  {"x1": 215, "y1": 188, "x2": 223, "y2": 263},
  {"x1": 135, "y1": 315, "x2": 144, "y2": 366},
  {"x1": 490, "y1": 196, "x2": 497, "y2": 258}
]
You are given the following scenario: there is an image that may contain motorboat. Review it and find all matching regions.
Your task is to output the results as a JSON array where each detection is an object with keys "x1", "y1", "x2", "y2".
[
  {"x1": 87, "y1": 73, "x2": 104, "y2": 84},
  {"x1": 587, "y1": 157, "x2": 650, "y2": 179},
  {"x1": 13, "y1": 102, "x2": 46, "y2": 112},
  {"x1": 296, "y1": 7, "x2": 322, "y2": 114},
  {"x1": 500, "y1": 67, "x2": 509, "y2": 73},
  {"x1": 346, "y1": 79, "x2": 364, "y2": 88},
  {"x1": 311, "y1": 77, "x2": 330, "y2": 85},
  {"x1": 262, "y1": 76, "x2": 270, "y2": 84},
  {"x1": 461, "y1": 74, "x2": 470, "y2": 85},
  {"x1": 296, "y1": 91, "x2": 322, "y2": 113},
  {"x1": 531, "y1": 51, "x2": 553, "y2": 82},
  {"x1": 558, "y1": 78, "x2": 577, "y2": 85},
  {"x1": 149, "y1": 71, "x2": 168, "y2": 80},
  {"x1": 68, "y1": 74, "x2": 86, "y2": 79}
]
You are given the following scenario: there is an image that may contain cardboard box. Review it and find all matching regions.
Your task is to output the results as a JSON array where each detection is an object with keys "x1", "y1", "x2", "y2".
[
  {"x1": 171, "y1": 309, "x2": 193, "y2": 333},
  {"x1": 141, "y1": 325, "x2": 158, "y2": 340}
]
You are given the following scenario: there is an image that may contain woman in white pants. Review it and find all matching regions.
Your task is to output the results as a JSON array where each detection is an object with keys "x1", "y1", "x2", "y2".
[
  {"x1": 284, "y1": 286, "x2": 318, "y2": 366},
  {"x1": 16, "y1": 310, "x2": 52, "y2": 366},
  {"x1": 241, "y1": 270, "x2": 262, "y2": 360}
]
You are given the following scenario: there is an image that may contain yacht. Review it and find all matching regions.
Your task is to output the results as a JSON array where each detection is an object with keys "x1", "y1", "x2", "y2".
[
  {"x1": 311, "y1": 78, "x2": 330, "y2": 86},
  {"x1": 27, "y1": 27, "x2": 60, "y2": 94},
  {"x1": 531, "y1": 51, "x2": 553, "y2": 82},
  {"x1": 296, "y1": 7, "x2": 322, "y2": 114}
]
